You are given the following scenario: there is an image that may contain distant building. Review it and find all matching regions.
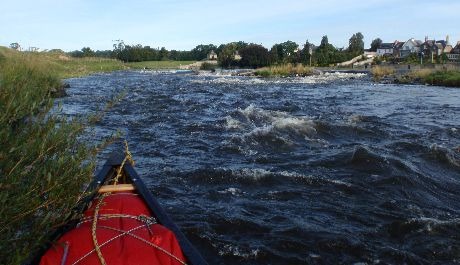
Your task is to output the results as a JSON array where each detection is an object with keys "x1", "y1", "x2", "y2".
[
  {"x1": 376, "y1": 43, "x2": 394, "y2": 56},
  {"x1": 399, "y1": 38, "x2": 423, "y2": 58},
  {"x1": 422, "y1": 39, "x2": 441, "y2": 57},
  {"x1": 447, "y1": 41, "x2": 460, "y2": 62},
  {"x1": 207, "y1": 50, "x2": 218, "y2": 60},
  {"x1": 233, "y1": 51, "x2": 242, "y2": 61},
  {"x1": 393, "y1": 41, "x2": 404, "y2": 58},
  {"x1": 375, "y1": 41, "x2": 406, "y2": 58}
]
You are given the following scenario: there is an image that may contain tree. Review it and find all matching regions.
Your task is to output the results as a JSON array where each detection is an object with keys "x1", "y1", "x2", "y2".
[
  {"x1": 191, "y1": 44, "x2": 217, "y2": 60},
  {"x1": 269, "y1": 41, "x2": 299, "y2": 64},
  {"x1": 81, "y1": 47, "x2": 95, "y2": 57},
  {"x1": 9, "y1": 42, "x2": 20, "y2": 50},
  {"x1": 320, "y1": 36, "x2": 330, "y2": 48},
  {"x1": 269, "y1": 44, "x2": 283, "y2": 64},
  {"x1": 280, "y1": 40, "x2": 299, "y2": 63},
  {"x1": 370, "y1": 38, "x2": 382, "y2": 52},
  {"x1": 159, "y1": 47, "x2": 169, "y2": 61},
  {"x1": 301, "y1": 40, "x2": 314, "y2": 66},
  {"x1": 238, "y1": 44, "x2": 270, "y2": 68},
  {"x1": 315, "y1": 35, "x2": 342, "y2": 66},
  {"x1": 348, "y1": 32, "x2": 364, "y2": 55},
  {"x1": 112, "y1": 40, "x2": 126, "y2": 61},
  {"x1": 218, "y1": 43, "x2": 239, "y2": 68}
]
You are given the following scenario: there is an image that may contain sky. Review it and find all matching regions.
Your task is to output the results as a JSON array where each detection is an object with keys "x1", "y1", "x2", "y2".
[{"x1": 1, "y1": 0, "x2": 459, "y2": 52}]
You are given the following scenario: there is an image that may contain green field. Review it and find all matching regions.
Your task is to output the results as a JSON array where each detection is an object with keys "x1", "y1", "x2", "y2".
[
  {"x1": 0, "y1": 47, "x2": 198, "y2": 79},
  {"x1": 126, "y1": 60, "x2": 196, "y2": 69},
  {"x1": 0, "y1": 47, "x2": 126, "y2": 78}
]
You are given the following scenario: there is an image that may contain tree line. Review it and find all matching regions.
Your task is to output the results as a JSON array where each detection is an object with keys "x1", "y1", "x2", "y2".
[{"x1": 67, "y1": 32, "x2": 366, "y2": 68}]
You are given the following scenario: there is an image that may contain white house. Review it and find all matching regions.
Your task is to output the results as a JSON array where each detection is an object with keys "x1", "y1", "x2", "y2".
[
  {"x1": 447, "y1": 41, "x2": 460, "y2": 62},
  {"x1": 399, "y1": 38, "x2": 423, "y2": 58},
  {"x1": 207, "y1": 50, "x2": 218, "y2": 60},
  {"x1": 376, "y1": 43, "x2": 394, "y2": 56}
]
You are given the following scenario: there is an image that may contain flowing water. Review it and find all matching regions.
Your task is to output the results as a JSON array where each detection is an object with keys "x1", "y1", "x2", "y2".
[{"x1": 61, "y1": 70, "x2": 460, "y2": 264}]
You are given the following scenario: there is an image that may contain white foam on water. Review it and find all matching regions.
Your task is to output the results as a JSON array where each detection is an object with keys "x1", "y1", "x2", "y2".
[
  {"x1": 191, "y1": 72, "x2": 367, "y2": 85},
  {"x1": 218, "y1": 187, "x2": 243, "y2": 196},
  {"x1": 236, "y1": 104, "x2": 316, "y2": 136},
  {"x1": 219, "y1": 244, "x2": 260, "y2": 259},
  {"x1": 225, "y1": 116, "x2": 243, "y2": 129}
]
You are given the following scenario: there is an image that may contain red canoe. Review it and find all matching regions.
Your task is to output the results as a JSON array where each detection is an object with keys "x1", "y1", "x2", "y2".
[{"x1": 36, "y1": 153, "x2": 207, "y2": 265}]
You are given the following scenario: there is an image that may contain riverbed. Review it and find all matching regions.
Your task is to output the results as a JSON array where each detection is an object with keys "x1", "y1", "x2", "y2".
[{"x1": 61, "y1": 70, "x2": 460, "y2": 264}]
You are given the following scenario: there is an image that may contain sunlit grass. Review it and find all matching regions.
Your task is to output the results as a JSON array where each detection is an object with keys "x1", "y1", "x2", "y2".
[
  {"x1": 0, "y1": 47, "x2": 126, "y2": 79},
  {"x1": 255, "y1": 64, "x2": 313, "y2": 77},
  {"x1": 371, "y1": 66, "x2": 395, "y2": 80}
]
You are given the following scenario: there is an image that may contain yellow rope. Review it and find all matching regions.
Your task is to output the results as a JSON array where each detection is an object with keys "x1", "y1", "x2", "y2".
[
  {"x1": 91, "y1": 140, "x2": 135, "y2": 265},
  {"x1": 113, "y1": 140, "x2": 134, "y2": 185},
  {"x1": 91, "y1": 193, "x2": 109, "y2": 265}
]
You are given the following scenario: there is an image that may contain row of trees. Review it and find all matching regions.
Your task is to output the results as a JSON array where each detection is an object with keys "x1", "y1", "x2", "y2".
[{"x1": 66, "y1": 32, "x2": 367, "y2": 67}]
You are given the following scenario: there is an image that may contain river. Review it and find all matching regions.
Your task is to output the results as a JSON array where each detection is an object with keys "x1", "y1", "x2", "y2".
[{"x1": 61, "y1": 70, "x2": 460, "y2": 264}]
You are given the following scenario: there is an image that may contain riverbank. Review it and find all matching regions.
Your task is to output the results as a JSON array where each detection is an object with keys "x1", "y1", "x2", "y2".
[
  {"x1": 0, "y1": 47, "x2": 127, "y2": 79},
  {"x1": 370, "y1": 66, "x2": 460, "y2": 87},
  {"x1": 0, "y1": 45, "x2": 98, "y2": 264},
  {"x1": 249, "y1": 62, "x2": 460, "y2": 88},
  {"x1": 0, "y1": 47, "x2": 198, "y2": 78}
]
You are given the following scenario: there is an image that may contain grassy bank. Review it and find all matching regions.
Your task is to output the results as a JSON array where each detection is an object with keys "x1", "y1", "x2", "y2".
[
  {"x1": 370, "y1": 64, "x2": 460, "y2": 87},
  {"x1": 424, "y1": 70, "x2": 460, "y2": 87},
  {"x1": 0, "y1": 47, "x2": 105, "y2": 264},
  {"x1": 255, "y1": 64, "x2": 313, "y2": 77},
  {"x1": 0, "y1": 47, "x2": 126, "y2": 79},
  {"x1": 126, "y1": 60, "x2": 196, "y2": 69}
]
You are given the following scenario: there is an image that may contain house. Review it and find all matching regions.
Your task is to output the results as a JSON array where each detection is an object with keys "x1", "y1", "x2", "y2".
[
  {"x1": 393, "y1": 41, "x2": 404, "y2": 58},
  {"x1": 399, "y1": 38, "x2": 423, "y2": 58},
  {"x1": 421, "y1": 40, "x2": 443, "y2": 63},
  {"x1": 233, "y1": 51, "x2": 242, "y2": 61},
  {"x1": 207, "y1": 50, "x2": 218, "y2": 60},
  {"x1": 447, "y1": 41, "x2": 460, "y2": 62},
  {"x1": 444, "y1": 44, "x2": 453, "y2": 54},
  {"x1": 376, "y1": 43, "x2": 394, "y2": 56}
]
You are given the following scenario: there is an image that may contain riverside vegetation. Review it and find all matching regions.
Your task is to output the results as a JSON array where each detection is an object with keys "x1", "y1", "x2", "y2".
[
  {"x1": 255, "y1": 64, "x2": 313, "y2": 77},
  {"x1": 0, "y1": 47, "x2": 122, "y2": 264},
  {"x1": 371, "y1": 65, "x2": 460, "y2": 87}
]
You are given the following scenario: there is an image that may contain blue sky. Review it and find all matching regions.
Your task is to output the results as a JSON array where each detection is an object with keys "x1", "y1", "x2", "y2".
[{"x1": 1, "y1": 0, "x2": 459, "y2": 51}]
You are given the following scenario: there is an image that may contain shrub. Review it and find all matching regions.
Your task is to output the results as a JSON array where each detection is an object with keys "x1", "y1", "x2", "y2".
[
  {"x1": 200, "y1": 62, "x2": 217, "y2": 70},
  {"x1": 424, "y1": 70, "x2": 460, "y2": 87}
]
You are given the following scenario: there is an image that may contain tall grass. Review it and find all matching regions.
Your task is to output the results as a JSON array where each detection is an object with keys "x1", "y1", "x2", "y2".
[
  {"x1": 408, "y1": 69, "x2": 434, "y2": 79},
  {"x1": 0, "y1": 47, "x2": 113, "y2": 264},
  {"x1": 255, "y1": 64, "x2": 313, "y2": 77},
  {"x1": 371, "y1": 66, "x2": 395, "y2": 81},
  {"x1": 0, "y1": 47, "x2": 126, "y2": 79}
]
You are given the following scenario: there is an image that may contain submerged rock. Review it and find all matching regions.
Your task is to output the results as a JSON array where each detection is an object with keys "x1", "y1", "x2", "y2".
[{"x1": 50, "y1": 82, "x2": 69, "y2": 98}]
